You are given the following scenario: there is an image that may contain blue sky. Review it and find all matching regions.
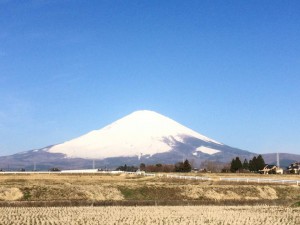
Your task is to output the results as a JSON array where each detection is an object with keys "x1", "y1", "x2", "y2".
[{"x1": 0, "y1": 0, "x2": 299, "y2": 156}]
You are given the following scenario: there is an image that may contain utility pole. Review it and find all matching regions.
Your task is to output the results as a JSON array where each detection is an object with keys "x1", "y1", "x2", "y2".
[
  {"x1": 277, "y1": 152, "x2": 280, "y2": 168},
  {"x1": 92, "y1": 160, "x2": 95, "y2": 169},
  {"x1": 198, "y1": 153, "x2": 201, "y2": 170}
]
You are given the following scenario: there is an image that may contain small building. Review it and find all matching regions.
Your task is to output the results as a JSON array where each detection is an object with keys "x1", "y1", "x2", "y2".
[
  {"x1": 287, "y1": 162, "x2": 300, "y2": 174},
  {"x1": 136, "y1": 169, "x2": 145, "y2": 175},
  {"x1": 259, "y1": 164, "x2": 283, "y2": 174}
]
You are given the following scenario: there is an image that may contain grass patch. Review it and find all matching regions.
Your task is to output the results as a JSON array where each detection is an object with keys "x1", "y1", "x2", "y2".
[
  {"x1": 118, "y1": 186, "x2": 182, "y2": 200},
  {"x1": 291, "y1": 201, "x2": 300, "y2": 207},
  {"x1": 119, "y1": 187, "x2": 136, "y2": 199},
  {"x1": 22, "y1": 188, "x2": 32, "y2": 200}
]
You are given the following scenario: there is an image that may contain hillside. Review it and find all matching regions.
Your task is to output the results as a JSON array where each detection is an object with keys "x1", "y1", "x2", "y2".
[{"x1": 263, "y1": 153, "x2": 300, "y2": 168}]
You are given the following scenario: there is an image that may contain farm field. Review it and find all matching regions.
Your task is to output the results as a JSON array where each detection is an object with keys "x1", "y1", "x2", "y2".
[
  {"x1": 0, "y1": 205, "x2": 299, "y2": 225},
  {"x1": 0, "y1": 173, "x2": 299, "y2": 206},
  {"x1": 0, "y1": 173, "x2": 299, "y2": 224}
]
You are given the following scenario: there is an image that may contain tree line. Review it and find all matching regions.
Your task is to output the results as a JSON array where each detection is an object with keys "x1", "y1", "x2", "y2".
[
  {"x1": 117, "y1": 159, "x2": 192, "y2": 173},
  {"x1": 230, "y1": 155, "x2": 265, "y2": 173},
  {"x1": 116, "y1": 156, "x2": 266, "y2": 174}
]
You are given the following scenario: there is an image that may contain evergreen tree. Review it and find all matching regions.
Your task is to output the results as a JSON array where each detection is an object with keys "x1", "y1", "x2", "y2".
[
  {"x1": 230, "y1": 157, "x2": 242, "y2": 172},
  {"x1": 140, "y1": 163, "x2": 146, "y2": 170},
  {"x1": 116, "y1": 164, "x2": 138, "y2": 172},
  {"x1": 243, "y1": 159, "x2": 249, "y2": 170},
  {"x1": 230, "y1": 158, "x2": 236, "y2": 172},
  {"x1": 256, "y1": 155, "x2": 265, "y2": 171},
  {"x1": 235, "y1": 157, "x2": 242, "y2": 171},
  {"x1": 175, "y1": 159, "x2": 191, "y2": 172},
  {"x1": 248, "y1": 155, "x2": 266, "y2": 172},
  {"x1": 251, "y1": 156, "x2": 257, "y2": 171},
  {"x1": 248, "y1": 159, "x2": 253, "y2": 171},
  {"x1": 183, "y1": 159, "x2": 192, "y2": 172}
]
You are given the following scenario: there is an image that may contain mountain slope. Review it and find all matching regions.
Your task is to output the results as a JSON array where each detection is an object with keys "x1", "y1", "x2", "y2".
[
  {"x1": 48, "y1": 110, "x2": 223, "y2": 159},
  {"x1": 0, "y1": 110, "x2": 258, "y2": 169}
]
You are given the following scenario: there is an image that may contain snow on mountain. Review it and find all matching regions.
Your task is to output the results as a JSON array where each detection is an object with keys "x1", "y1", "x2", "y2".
[
  {"x1": 48, "y1": 110, "x2": 222, "y2": 159},
  {"x1": 196, "y1": 146, "x2": 220, "y2": 155}
]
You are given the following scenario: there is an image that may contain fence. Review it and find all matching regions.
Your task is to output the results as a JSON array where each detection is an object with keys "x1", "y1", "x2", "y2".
[
  {"x1": 219, "y1": 177, "x2": 300, "y2": 185},
  {"x1": 0, "y1": 171, "x2": 57, "y2": 174},
  {"x1": 123, "y1": 171, "x2": 211, "y2": 181},
  {"x1": 1, "y1": 171, "x2": 299, "y2": 185},
  {"x1": 164, "y1": 174, "x2": 212, "y2": 181}
]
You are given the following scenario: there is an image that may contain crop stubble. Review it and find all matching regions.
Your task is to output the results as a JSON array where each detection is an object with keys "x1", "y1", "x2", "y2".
[{"x1": 0, "y1": 205, "x2": 299, "y2": 225}]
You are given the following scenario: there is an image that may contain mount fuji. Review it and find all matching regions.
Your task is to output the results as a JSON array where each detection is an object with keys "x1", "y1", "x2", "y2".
[
  {"x1": 0, "y1": 110, "x2": 255, "y2": 170},
  {"x1": 49, "y1": 110, "x2": 223, "y2": 158}
]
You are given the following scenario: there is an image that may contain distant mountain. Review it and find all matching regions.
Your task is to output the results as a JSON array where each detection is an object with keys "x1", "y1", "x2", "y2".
[
  {"x1": 262, "y1": 153, "x2": 300, "y2": 168},
  {"x1": 48, "y1": 110, "x2": 223, "y2": 158},
  {"x1": 0, "y1": 110, "x2": 256, "y2": 170}
]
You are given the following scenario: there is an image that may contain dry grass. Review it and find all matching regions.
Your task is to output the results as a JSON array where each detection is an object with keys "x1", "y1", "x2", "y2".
[
  {"x1": 0, "y1": 187, "x2": 23, "y2": 201},
  {"x1": 207, "y1": 172, "x2": 300, "y2": 180},
  {"x1": 0, "y1": 173, "x2": 299, "y2": 205},
  {"x1": 0, "y1": 206, "x2": 299, "y2": 225}
]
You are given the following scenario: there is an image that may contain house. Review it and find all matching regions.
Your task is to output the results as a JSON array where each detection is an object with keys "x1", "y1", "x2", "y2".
[
  {"x1": 259, "y1": 164, "x2": 283, "y2": 174},
  {"x1": 287, "y1": 162, "x2": 300, "y2": 174}
]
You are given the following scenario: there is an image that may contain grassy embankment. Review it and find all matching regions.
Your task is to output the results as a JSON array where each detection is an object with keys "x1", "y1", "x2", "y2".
[{"x1": 0, "y1": 173, "x2": 299, "y2": 206}]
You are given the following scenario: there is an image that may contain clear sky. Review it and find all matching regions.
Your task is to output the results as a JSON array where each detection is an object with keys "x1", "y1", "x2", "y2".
[{"x1": 0, "y1": 0, "x2": 299, "y2": 156}]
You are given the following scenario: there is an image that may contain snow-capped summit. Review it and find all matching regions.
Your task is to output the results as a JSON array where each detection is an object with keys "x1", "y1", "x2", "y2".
[
  {"x1": 0, "y1": 110, "x2": 256, "y2": 169},
  {"x1": 48, "y1": 110, "x2": 222, "y2": 159}
]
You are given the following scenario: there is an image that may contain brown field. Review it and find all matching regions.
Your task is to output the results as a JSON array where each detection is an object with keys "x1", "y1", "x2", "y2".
[
  {"x1": 208, "y1": 172, "x2": 300, "y2": 180},
  {"x1": 0, "y1": 173, "x2": 299, "y2": 224},
  {"x1": 0, "y1": 205, "x2": 299, "y2": 225},
  {"x1": 0, "y1": 173, "x2": 299, "y2": 206}
]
